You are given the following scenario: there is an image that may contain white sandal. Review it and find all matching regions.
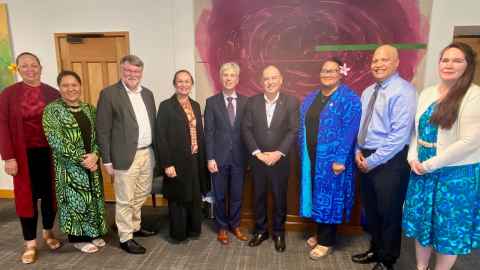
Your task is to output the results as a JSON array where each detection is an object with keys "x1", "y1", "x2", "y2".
[
  {"x1": 91, "y1": 238, "x2": 106, "y2": 247},
  {"x1": 73, "y1": 242, "x2": 99, "y2": 253},
  {"x1": 309, "y1": 245, "x2": 332, "y2": 260}
]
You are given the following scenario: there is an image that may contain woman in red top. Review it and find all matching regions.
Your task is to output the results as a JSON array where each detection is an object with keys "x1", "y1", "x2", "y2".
[{"x1": 0, "y1": 52, "x2": 61, "y2": 264}]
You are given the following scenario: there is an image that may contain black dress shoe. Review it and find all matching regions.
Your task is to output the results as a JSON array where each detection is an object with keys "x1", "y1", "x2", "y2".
[
  {"x1": 133, "y1": 228, "x2": 157, "y2": 237},
  {"x1": 120, "y1": 239, "x2": 146, "y2": 254},
  {"x1": 372, "y1": 262, "x2": 393, "y2": 270},
  {"x1": 352, "y1": 249, "x2": 377, "y2": 264},
  {"x1": 248, "y1": 232, "x2": 269, "y2": 247},
  {"x1": 273, "y1": 235, "x2": 286, "y2": 252}
]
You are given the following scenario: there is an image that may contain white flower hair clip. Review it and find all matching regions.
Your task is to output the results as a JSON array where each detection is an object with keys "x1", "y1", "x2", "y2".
[{"x1": 339, "y1": 63, "x2": 351, "y2": 76}]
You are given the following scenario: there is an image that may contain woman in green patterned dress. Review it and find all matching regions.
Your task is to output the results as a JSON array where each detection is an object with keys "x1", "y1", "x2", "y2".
[{"x1": 43, "y1": 70, "x2": 108, "y2": 253}]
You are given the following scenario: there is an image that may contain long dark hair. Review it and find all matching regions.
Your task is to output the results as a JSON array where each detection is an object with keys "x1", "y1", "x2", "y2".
[{"x1": 430, "y1": 42, "x2": 476, "y2": 129}]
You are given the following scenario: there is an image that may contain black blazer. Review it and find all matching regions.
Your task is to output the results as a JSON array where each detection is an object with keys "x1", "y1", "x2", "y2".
[
  {"x1": 242, "y1": 93, "x2": 299, "y2": 157},
  {"x1": 155, "y1": 95, "x2": 209, "y2": 202},
  {"x1": 204, "y1": 92, "x2": 248, "y2": 167}
]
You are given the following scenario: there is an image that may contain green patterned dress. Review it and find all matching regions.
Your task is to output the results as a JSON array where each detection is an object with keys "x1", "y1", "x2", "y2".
[{"x1": 42, "y1": 99, "x2": 108, "y2": 238}]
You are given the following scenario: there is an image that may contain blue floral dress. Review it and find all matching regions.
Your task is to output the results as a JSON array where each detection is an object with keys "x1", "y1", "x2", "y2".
[{"x1": 403, "y1": 102, "x2": 480, "y2": 255}]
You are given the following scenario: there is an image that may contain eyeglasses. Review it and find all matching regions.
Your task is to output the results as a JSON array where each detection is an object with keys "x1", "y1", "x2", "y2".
[{"x1": 320, "y1": 69, "x2": 339, "y2": 75}]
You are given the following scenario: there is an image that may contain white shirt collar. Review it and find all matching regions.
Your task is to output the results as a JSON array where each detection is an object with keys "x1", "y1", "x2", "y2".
[
  {"x1": 223, "y1": 91, "x2": 238, "y2": 99},
  {"x1": 264, "y1": 92, "x2": 280, "y2": 104},
  {"x1": 121, "y1": 80, "x2": 142, "y2": 94}
]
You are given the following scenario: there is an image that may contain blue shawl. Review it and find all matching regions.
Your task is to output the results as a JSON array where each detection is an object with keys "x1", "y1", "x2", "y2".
[{"x1": 298, "y1": 84, "x2": 361, "y2": 223}]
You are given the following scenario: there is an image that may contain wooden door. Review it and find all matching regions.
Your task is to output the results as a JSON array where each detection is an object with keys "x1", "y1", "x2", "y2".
[
  {"x1": 55, "y1": 32, "x2": 129, "y2": 202},
  {"x1": 453, "y1": 36, "x2": 480, "y2": 85}
]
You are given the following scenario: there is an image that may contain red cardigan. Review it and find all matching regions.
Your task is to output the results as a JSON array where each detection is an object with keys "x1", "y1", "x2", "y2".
[{"x1": 0, "y1": 82, "x2": 59, "y2": 217}]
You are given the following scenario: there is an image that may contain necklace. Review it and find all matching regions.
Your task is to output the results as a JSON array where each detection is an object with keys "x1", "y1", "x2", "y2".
[{"x1": 67, "y1": 104, "x2": 82, "y2": 112}]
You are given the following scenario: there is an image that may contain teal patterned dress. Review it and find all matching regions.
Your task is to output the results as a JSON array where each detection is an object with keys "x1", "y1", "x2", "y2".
[
  {"x1": 403, "y1": 102, "x2": 480, "y2": 255},
  {"x1": 42, "y1": 99, "x2": 108, "y2": 238}
]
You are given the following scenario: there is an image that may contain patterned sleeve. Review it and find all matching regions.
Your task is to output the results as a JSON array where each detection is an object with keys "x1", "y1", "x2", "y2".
[
  {"x1": 88, "y1": 104, "x2": 100, "y2": 156},
  {"x1": 334, "y1": 94, "x2": 362, "y2": 165},
  {"x1": 42, "y1": 103, "x2": 85, "y2": 163}
]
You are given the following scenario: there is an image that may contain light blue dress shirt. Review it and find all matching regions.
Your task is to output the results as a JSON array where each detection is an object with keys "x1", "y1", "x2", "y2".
[{"x1": 357, "y1": 73, "x2": 417, "y2": 170}]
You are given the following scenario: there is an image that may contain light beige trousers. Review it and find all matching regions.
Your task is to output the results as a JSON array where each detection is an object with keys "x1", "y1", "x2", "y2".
[{"x1": 114, "y1": 148, "x2": 154, "y2": 242}]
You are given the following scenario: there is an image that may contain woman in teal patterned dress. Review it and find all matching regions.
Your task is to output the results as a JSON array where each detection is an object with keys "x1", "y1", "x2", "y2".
[
  {"x1": 43, "y1": 70, "x2": 108, "y2": 253},
  {"x1": 403, "y1": 42, "x2": 480, "y2": 270}
]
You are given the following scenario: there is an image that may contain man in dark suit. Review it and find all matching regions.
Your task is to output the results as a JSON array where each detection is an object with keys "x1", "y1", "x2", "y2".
[
  {"x1": 204, "y1": 62, "x2": 249, "y2": 245},
  {"x1": 96, "y1": 55, "x2": 157, "y2": 254},
  {"x1": 242, "y1": 65, "x2": 299, "y2": 252}
]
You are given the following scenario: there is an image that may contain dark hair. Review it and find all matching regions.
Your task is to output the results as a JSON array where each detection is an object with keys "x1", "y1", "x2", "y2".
[
  {"x1": 172, "y1": 69, "x2": 194, "y2": 86},
  {"x1": 323, "y1": 57, "x2": 344, "y2": 68},
  {"x1": 16, "y1": 52, "x2": 41, "y2": 65},
  {"x1": 430, "y1": 42, "x2": 477, "y2": 129},
  {"x1": 57, "y1": 70, "x2": 82, "y2": 86}
]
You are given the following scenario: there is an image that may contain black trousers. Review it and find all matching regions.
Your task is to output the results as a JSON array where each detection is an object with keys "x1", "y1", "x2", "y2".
[
  {"x1": 168, "y1": 155, "x2": 202, "y2": 242},
  {"x1": 168, "y1": 200, "x2": 202, "y2": 241},
  {"x1": 251, "y1": 157, "x2": 289, "y2": 236},
  {"x1": 19, "y1": 148, "x2": 56, "y2": 241},
  {"x1": 359, "y1": 146, "x2": 409, "y2": 266},
  {"x1": 316, "y1": 223, "x2": 337, "y2": 246},
  {"x1": 68, "y1": 235, "x2": 94, "y2": 243}
]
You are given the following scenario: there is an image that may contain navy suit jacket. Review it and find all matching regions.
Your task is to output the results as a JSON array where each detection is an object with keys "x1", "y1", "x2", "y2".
[{"x1": 204, "y1": 92, "x2": 248, "y2": 167}]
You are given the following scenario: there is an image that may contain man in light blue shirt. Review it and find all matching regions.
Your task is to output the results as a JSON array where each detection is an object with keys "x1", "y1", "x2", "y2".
[{"x1": 352, "y1": 45, "x2": 416, "y2": 270}]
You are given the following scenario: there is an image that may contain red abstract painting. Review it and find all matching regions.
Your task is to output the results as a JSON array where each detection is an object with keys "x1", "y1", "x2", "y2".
[{"x1": 195, "y1": 0, "x2": 432, "y2": 100}]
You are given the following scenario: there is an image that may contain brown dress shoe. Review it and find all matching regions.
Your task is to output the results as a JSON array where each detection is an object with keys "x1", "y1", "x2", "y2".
[
  {"x1": 217, "y1": 229, "x2": 229, "y2": 245},
  {"x1": 232, "y1": 227, "x2": 248, "y2": 241}
]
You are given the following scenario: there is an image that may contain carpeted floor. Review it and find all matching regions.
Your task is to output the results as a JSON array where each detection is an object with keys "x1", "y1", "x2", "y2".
[{"x1": 0, "y1": 199, "x2": 478, "y2": 270}]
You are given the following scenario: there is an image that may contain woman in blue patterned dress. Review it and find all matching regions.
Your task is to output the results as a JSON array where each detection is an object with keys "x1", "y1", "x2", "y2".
[
  {"x1": 298, "y1": 58, "x2": 361, "y2": 260},
  {"x1": 403, "y1": 42, "x2": 480, "y2": 270}
]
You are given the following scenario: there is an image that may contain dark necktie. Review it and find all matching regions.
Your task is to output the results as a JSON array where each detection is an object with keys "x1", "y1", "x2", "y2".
[
  {"x1": 358, "y1": 83, "x2": 381, "y2": 146},
  {"x1": 227, "y1": 97, "x2": 235, "y2": 126}
]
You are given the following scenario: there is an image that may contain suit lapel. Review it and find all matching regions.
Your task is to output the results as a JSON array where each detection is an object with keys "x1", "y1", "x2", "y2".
[
  {"x1": 172, "y1": 95, "x2": 189, "y2": 124},
  {"x1": 269, "y1": 93, "x2": 284, "y2": 128},
  {"x1": 259, "y1": 95, "x2": 269, "y2": 129},
  {"x1": 234, "y1": 95, "x2": 246, "y2": 128},
  {"x1": 141, "y1": 89, "x2": 155, "y2": 127},
  {"x1": 217, "y1": 93, "x2": 232, "y2": 128},
  {"x1": 117, "y1": 81, "x2": 137, "y2": 121}
]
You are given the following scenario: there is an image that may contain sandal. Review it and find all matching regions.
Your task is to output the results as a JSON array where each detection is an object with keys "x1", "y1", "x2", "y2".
[
  {"x1": 91, "y1": 238, "x2": 106, "y2": 247},
  {"x1": 21, "y1": 246, "x2": 37, "y2": 264},
  {"x1": 43, "y1": 237, "x2": 62, "y2": 250},
  {"x1": 309, "y1": 245, "x2": 332, "y2": 260},
  {"x1": 306, "y1": 236, "x2": 317, "y2": 249},
  {"x1": 73, "y1": 242, "x2": 99, "y2": 253},
  {"x1": 42, "y1": 231, "x2": 62, "y2": 250}
]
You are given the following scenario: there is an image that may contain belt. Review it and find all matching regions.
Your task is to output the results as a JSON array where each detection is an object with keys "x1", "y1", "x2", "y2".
[
  {"x1": 418, "y1": 139, "x2": 436, "y2": 148},
  {"x1": 137, "y1": 145, "x2": 151, "y2": 150}
]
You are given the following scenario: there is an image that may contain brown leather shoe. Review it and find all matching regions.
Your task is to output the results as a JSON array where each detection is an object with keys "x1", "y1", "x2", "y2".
[
  {"x1": 232, "y1": 227, "x2": 248, "y2": 241},
  {"x1": 217, "y1": 229, "x2": 229, "y2": 245}
]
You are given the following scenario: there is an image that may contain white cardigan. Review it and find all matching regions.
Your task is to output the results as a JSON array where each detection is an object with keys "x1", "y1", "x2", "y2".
[{"x1": 407, "y1": 84, "x2": 480, "y2": 172}]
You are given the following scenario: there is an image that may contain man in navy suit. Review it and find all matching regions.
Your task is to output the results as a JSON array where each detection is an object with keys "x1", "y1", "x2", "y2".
[
  {"x1": 204, "y1": 62, "x2": 249, "y2": 245},
  {"x1": 242, "y1": 65, "x2": 299, "y2": 252}
]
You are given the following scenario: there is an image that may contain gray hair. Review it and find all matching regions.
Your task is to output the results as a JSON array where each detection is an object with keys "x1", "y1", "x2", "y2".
[
  {"x1": 219, "y1": 62, "x2": 240, "y2": 77},
  {"x1": 120, "y1": 54, "x2": 144, "y2": 68}
]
